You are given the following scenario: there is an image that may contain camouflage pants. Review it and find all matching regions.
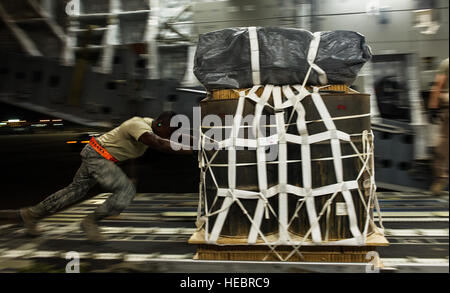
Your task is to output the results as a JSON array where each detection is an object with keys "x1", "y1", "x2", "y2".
[{"x1": 40, "y1": 144, "x2": 136, "y2": 220}]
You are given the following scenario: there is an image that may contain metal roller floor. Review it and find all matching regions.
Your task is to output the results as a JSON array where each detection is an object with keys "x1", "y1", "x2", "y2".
[{"x1": 0, "y1": 191, "x2": 448, "y2": 273}]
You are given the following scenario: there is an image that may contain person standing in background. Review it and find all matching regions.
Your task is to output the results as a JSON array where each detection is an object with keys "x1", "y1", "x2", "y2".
[{"x1": 428, "y1": 58, "x2": 449, "y2": 196}]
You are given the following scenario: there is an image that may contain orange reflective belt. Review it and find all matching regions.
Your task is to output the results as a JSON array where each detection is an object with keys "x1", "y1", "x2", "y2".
[{"x1": 89, "y1": 137, "x2": 118, "y2": 163}]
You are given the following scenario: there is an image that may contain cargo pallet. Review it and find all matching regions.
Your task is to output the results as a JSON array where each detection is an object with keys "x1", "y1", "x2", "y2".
[{"x1": 189, "y1": 229, "x2": 388, "y2": 265}]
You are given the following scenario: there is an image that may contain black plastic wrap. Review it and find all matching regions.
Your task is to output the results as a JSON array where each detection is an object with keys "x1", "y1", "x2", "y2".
[{"x1": 194, "y1": 27, "x2": 372, "y2": 90}]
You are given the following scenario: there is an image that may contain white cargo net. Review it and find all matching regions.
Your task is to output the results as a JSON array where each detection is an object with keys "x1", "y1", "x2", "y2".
[{"x1": 196, "y1": 29, "x2": 384, "y2": 262}]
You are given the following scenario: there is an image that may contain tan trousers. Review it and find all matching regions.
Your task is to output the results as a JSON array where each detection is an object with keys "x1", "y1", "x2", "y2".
[{"x1": 433, "y1": 93, "x2": 449, "y2": 184}]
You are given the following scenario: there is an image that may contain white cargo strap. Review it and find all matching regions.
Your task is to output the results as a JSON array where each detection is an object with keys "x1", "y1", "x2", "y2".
[
  {"x1": 310, "y1": 88, "x2": 363, "y2": 243},
  {"x1": 283, "y1": 85, "x2": 322, "y2": 243},
  {"x1": 248, "y1": 27, "x2": 261, "y2": 85},
  {"x1": 252, "y1": 85, "x2": 273, "y2": 138},
  {"x1": 308, "y1": 32, "x2": 328, "y2": 85},
  {"x1": 208, "y1": 153, "x2": 372, "y2": 168},
  {"x1": 248, "y1": 85, "x2": 273, "y2": 244},
  {"x1": 213, "y1": 180, "x2": 360, "y2": 201},
  {"x1": 273, "y1": 86, "x2": 290, "y2": 244},
  {"x1": 208, "y1": 90, "x2": 246, "y2": 243},
  {"x1": 250, "y1": 30, "x2": 326, "y2": 87}
]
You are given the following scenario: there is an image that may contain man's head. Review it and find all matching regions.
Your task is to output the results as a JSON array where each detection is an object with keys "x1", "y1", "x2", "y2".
[{"x1": 151, "y1": 111, "x2": 179, "y2": 139}]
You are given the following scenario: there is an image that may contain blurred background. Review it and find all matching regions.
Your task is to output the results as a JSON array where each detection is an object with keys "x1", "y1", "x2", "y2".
[{"x1": 0, "y1": 0, "x2": 448, "y2": 208}]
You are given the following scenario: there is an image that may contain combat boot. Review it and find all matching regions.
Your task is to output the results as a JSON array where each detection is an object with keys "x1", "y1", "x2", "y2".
[
  {"x1": 80, "y1": 214, "x2": 107, "y2": 242},
  {"x1": 0, "y1": 210, "x2": 21, "y2": 225},
  {"x1": 19, "y1": 203, "x2": 48, "y2": 237}
]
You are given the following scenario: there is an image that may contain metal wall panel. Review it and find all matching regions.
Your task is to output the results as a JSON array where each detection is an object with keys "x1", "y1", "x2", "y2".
[
  {"x1": 193, "y1": 0, "x2": 282, "y2": 35},
  {"x1": 316, "y1": 0, "x2": 449, "y2": 59}
]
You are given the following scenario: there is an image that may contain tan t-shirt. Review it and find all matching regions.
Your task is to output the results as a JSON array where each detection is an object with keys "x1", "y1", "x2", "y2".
[{"x1": 97, "y1": 117, "x2": 153, "y2": 161}]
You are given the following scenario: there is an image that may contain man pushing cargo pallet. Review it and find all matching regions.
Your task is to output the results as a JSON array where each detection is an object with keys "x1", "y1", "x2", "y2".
[
  {"x1": 189, "y1": 27, "x2": 387, "y2": 263},
  {"x1": 0, "y1": 112, "x2": 193, "y2": 241}
]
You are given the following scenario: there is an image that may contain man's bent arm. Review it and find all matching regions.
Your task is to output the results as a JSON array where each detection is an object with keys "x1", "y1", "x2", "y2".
[{"x1": 138, "y1": 132, "x2": 193, "y2": 155}]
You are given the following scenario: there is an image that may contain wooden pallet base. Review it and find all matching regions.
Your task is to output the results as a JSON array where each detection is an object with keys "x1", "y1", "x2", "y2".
[
  {"x1": 189, "y1": 229, "x2": 388, "y2": 265},
  {"x1": 210, "y1": 84, "x2": 352, "y2": 100},
  {"x1": 193, "y1": 244, "x2": 382, "y2": 263}
]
